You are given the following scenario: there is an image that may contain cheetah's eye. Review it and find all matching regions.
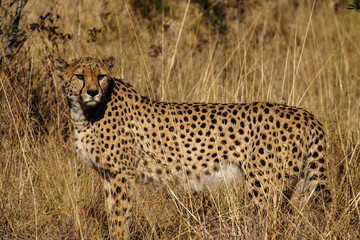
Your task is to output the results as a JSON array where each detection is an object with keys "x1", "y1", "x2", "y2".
[
  {"x1": 75, "y1": 74, "x2": 85, "y2": 81},
  {"x1": 98, "y1": 74, "x2": 106, "y2": 81}
]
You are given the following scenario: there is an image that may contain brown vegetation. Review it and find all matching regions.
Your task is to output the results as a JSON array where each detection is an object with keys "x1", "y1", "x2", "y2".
[{"x1": 0, "y1": 0, "x2": 359, "y2": 239}]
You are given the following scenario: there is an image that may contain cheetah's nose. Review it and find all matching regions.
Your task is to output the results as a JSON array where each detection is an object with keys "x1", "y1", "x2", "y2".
[{"x1": 87, "y1": 90, "x2": 99, "y2": 97}]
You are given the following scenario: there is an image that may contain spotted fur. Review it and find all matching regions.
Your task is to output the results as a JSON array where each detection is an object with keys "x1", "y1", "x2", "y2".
[{"x1": 54, "y1": 56, "x2": 331, "y2": 239}]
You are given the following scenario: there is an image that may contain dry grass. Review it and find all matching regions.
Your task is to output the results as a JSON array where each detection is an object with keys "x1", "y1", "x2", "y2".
[{"x1": 0, "y1": 0, "x2": 359, "y2": 239}]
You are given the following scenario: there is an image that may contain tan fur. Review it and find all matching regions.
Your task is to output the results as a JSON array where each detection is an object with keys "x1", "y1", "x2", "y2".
[{"x1": 55, "y1": 56, "x2": 331, "y2": 239}]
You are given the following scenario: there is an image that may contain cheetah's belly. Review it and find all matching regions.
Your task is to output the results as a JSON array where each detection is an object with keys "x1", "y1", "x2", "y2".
[{"x1": 188, "y1": 163, "x2": 241, "y2": 192}]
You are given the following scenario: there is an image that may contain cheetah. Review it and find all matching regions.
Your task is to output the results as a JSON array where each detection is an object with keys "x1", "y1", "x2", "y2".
[{"x1": 54, "y1": 56, "x2": 331, "y2": 239}]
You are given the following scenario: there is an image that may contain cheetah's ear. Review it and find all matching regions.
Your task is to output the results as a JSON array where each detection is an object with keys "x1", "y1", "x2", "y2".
[
  {"x1": 102, "y1": 56, "x2": 115, "y2": 69},
  {"x1": 54, "y1": 58, "x2": 69, "y2": 73}
]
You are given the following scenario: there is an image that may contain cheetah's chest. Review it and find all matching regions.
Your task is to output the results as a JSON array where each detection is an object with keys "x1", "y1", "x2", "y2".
[{"x1": 74, "y1": 129, "x2": 98, "y2": 169}]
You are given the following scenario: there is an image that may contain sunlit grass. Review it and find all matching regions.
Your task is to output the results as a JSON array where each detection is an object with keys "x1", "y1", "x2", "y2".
[{"x1": 0, "y1": 0, "x2": 359, "y2": 239}]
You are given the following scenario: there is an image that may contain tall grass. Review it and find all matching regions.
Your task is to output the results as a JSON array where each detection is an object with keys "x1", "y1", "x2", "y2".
[{"x1": 1, "y1": 0, "x2": 359, "y2": 239}]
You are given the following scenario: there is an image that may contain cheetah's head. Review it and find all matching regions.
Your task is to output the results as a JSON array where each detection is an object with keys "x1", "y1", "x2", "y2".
[{"x1": 54, "y1": 56, "x2": 115, "y2": 107}]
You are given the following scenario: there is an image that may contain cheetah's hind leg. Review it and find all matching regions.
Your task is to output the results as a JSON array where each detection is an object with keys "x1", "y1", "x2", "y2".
[{"x1": 293, "y1": 133, "x2": 332, "y2": 215}]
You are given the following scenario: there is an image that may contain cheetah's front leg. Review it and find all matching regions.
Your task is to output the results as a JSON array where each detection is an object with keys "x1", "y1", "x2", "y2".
[{"x1": 105, "y1": 174, "x2": 133, "y2": 240}]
